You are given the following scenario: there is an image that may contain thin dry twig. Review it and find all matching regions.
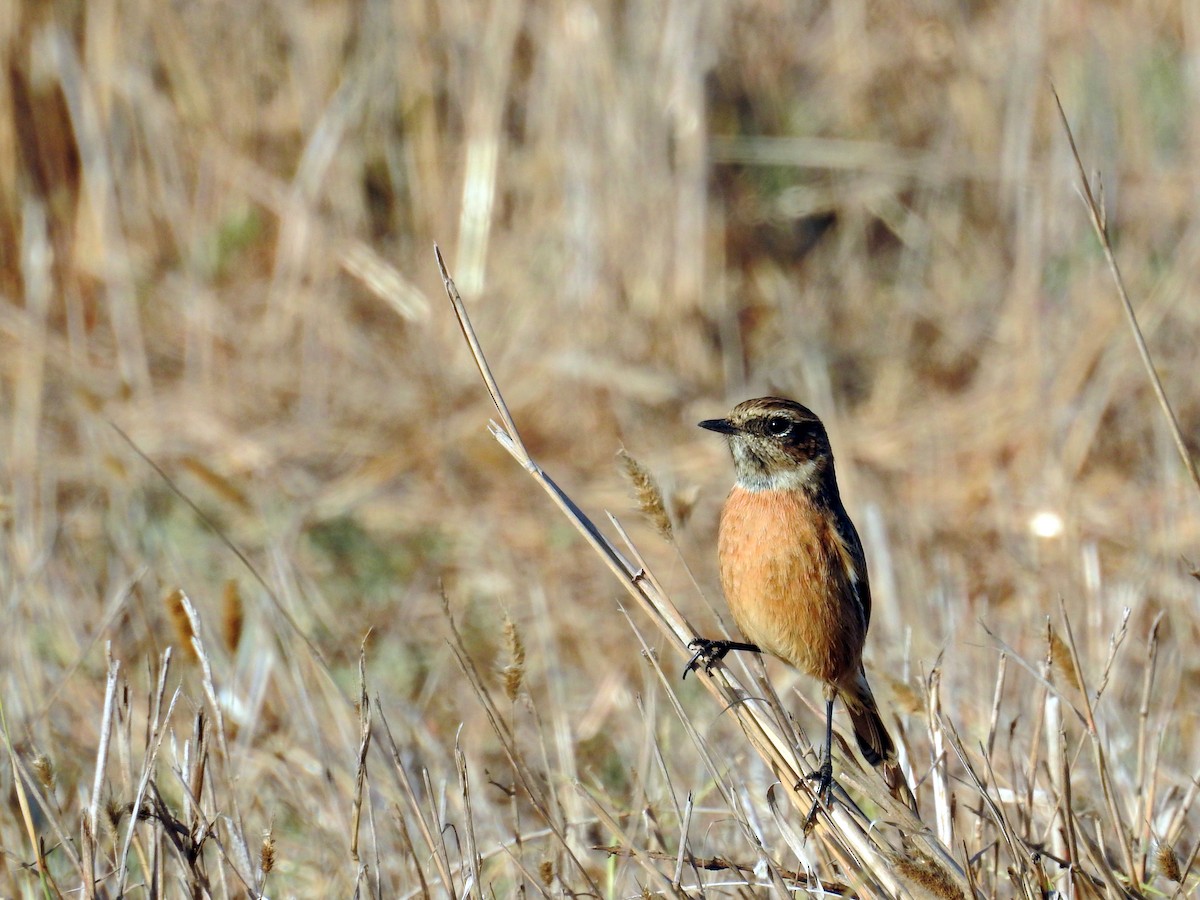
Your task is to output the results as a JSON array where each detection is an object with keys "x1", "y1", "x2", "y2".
[
  {"x1": 350, "y1": 638, "x2": 372, "y2": 863},
  {"x1": 1056, "y1": 605, "x2": 1138, "y2": 882},
  {"x1": 1051, "y1": 86, "x2": 1200, "y2": 498}
]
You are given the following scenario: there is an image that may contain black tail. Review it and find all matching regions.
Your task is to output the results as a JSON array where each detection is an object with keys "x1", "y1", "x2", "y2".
[{"x1": 840, "y1": 670, "x2": 918, "y2": 812}]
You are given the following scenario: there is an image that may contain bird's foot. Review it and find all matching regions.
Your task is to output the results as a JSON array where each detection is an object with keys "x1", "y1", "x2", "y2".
[
  {"x1": 801, "y1": 759, "x2": 835, "y2": 832},
  {"x1": 682, "y1": 639, "x2": 760, "y2": 680}
]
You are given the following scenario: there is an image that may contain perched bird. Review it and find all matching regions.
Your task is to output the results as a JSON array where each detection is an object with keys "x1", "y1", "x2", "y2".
[{"x1": 687, "y1": 397, "x2": 913, "y2": 818}]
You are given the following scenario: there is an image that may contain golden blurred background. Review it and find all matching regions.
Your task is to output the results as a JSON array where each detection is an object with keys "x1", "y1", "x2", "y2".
[{"x1": 2, "y1": 0, "x2": 1199, "y2": 893}]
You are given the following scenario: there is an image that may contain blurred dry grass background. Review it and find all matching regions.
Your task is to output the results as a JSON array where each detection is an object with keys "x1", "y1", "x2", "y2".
[{"x1": 2, "y1": 0, "x2": 1200, "y2": 895}]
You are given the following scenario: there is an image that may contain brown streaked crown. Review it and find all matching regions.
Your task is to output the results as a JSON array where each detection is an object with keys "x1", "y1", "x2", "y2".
[{"x1": 699, "y1": 397, "x2": 835, "y2": 492}]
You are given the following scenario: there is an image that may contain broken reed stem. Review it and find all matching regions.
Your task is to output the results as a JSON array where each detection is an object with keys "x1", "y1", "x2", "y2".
[
  {"x1": 1134, "y1": 612, "x2": 1165, "y2": 885},
  {"x1": 435, "y1": 244, "x2": 526, "y2": 461},
  {"x1": 927, "y1": 667, "x2": 952, "y2": 847},
  {"x1": 350, "y1": 642, "x2": 372, "y2": 863},
  {"x1": 85, "y1": 647, "x2": 121, "y2": 897},
  {"x1": 1051, "y1": 87, "x2": 1200, "y2": 499},
  {"x1": 454, "y1": 741, "x2": 484, "y2": 899}
]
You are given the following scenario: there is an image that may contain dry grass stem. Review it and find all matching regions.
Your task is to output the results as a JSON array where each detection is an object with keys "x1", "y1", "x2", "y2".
[
  {"x1": 350, "y1": 642, "x2": 372, "y2": 863},
  {"x1": 1052, "y1": 87, "x2": 1200, "y2": 498}
]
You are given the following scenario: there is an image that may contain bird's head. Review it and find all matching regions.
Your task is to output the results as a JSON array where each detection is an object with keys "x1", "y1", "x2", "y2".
[{"x1": 699, "y1": 397, "x2": 834, "y2": 492}]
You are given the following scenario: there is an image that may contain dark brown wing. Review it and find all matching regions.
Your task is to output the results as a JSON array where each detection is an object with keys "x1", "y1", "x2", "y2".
[{"x1": 830, "y1": 503, "x2": 872, "y2": 632}]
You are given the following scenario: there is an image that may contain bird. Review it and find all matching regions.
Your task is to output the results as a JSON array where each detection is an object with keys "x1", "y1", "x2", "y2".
[{"x1": 686, "y1": 396, "x2": 914, "y2": 821}]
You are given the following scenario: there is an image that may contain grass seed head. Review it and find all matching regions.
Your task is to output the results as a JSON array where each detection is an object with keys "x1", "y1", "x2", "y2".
[
  {"x1": 261, "y1": 829, "x2": 276, "y2": 874},
  {"x1": 31, "y1": 752, "x2": 55, "y2": 792},
  {"x1": 503, "y1": 614, "x2": 526, "y2": 702},
  {"x1": 1157, "y1": 843, "x2": 1182, "y2": 882},
  {"x1": 618, "y1": 449, "x2": 673, "y2": 539},
  {"x1": 104, "y1": 796, "x2": 126, "y2": 835},
  {"x1": 221, "y1": 579, "x2": 244, "y2": 654},
  {"x1": 165, "y1": 588, "x2": 199, "y2": 662},
  {"x1": 889, "y1": 677, "x2": 925, "y2": 715},
  {"x1": 892, "y1": 852, "x2": 968, "y2": 899}
]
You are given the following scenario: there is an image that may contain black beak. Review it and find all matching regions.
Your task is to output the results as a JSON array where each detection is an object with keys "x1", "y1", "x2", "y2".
[{"x1": 698, "y1": 418, "x2": 739, "y2": 435}]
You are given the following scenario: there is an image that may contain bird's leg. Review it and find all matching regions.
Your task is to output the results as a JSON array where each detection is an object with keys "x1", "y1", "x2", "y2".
[
  {"x1": 682, "y1": 638, "x2": 761, "y2": 679},
  {"x1": 803, "y1": 696, "x2": 836, "y2": 831}
]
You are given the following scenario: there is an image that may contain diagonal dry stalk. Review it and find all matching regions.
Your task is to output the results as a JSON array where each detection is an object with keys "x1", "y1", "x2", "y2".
[
  {"x1": 1051, "y1": 86, "x2": 1200, "y2": 499},
  {"x1": 435, "y1": 245, "x2": 972, "y2": 897}
]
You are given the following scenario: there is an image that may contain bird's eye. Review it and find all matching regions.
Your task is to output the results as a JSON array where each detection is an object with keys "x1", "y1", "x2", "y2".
[{"x1": 765, "y1": 416, "x2": 792, "y2": 438}]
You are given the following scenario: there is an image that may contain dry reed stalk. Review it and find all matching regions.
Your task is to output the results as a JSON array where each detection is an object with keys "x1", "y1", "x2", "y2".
[
  {"x1": 82, "y1": 647, "x2": 120, "y2": 898},
  {"x1": 983, "y1": 654, "x2": 1006, "y2": 762},
  {"x1": 1054, "y1": 720, "x2": 1081, "y2": 886},
  {"x1": 41, "y1": 25, "x2": 151, "y2": 395},
  {"x1": 455, "y1": 2, "x2": 523, "y2": 297},
  {"x1": 4, "y1": 732, "x2": 84, "y2": 884},
  {"x1": 393, "y1": 806, "x2": 432, "y2": 898},
  {"x1": 674, "y1": 790, "x2": 696, "y2": 886},
  {"x1": 1134, "y1": 613, "x2": 1166, "y2": 884},
  {"x1": 621, "y1": 605, "x2": 865, "y2": 893},
  {"x1": 454, "y1": 740, "x2": 484, "y2": 899},
  {"x1": 1044, "y1": 624, "x2": 1068, "y2": 869},
  {"x1": 350, "y1": 642, "x2": 371, "y2": 863},
  {"x1": 927, "y1": 666, "x2": 953, "y2": 847}
]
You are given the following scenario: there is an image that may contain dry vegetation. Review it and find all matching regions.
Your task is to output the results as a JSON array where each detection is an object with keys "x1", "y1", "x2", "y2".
[{"x1": 2, "y1": 1, "x2": 1200, "y2": 897}]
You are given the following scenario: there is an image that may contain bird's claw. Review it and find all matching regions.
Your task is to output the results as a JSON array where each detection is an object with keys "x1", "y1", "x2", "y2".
[
  {"x1": 682, "y1": 638, "x2": 762, "y2": 680},
  {"x1": 801, "y1": 760, "x2": 836, "y2": 832},
  {"x1": 805, "y1": 761, "x2": 835, "y2": 797},
  {"x1": 682, "y1": 639, "x2": 729, "y2": 680}
]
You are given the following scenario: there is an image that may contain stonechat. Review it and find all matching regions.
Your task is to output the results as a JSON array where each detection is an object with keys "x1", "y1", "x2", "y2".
[{"x1": 687, "y1": 397, "x2": 914, "y2": 817}]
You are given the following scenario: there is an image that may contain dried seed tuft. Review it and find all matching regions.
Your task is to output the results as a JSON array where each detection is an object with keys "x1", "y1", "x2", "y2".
[
  {"x1": 31, "y1": 753, "x2": 55, "y2": 792},
  {"x1": 618, "y1": 450, "x2": 673, "y2": 538},
  {"x1": 1157, "y1": 843, "x2": 1182, "y2": 883},
  {"x1": 165, "y1": 588, "x2": 198, "y2": 661},
  {"x1": 261, "y1": 829, "x2": 276, "y2": 875},
  {"x1": 503, "y1": 614, "x2": 526, "y2": 702}
]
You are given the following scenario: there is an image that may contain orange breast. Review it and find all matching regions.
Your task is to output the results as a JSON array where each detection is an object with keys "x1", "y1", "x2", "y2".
[{"x1": 717, "y1": 487, "x2": 865, "y2": 684}]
